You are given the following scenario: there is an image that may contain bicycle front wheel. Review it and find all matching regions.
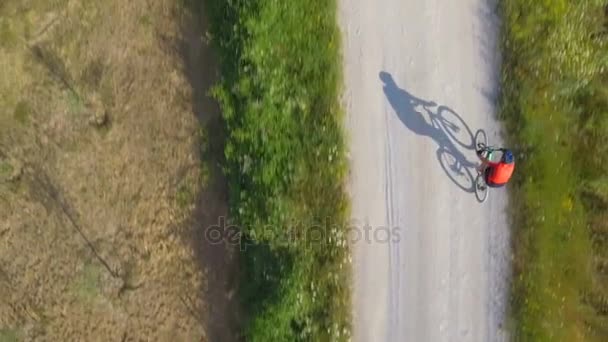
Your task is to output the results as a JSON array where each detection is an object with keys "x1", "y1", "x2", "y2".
[{"x1": 474, "y1": 129, "x2": 488, "y2": 151}]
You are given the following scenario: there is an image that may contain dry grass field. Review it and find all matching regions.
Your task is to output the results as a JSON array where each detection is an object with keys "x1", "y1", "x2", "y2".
[{"x1": 0, "y1": 0, "x2": 237, "y2": 340}]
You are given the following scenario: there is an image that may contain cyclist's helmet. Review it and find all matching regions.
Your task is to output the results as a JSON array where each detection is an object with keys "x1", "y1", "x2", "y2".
[{"x1": 502, "y1": 149, "x2": 514, "y2": 164}]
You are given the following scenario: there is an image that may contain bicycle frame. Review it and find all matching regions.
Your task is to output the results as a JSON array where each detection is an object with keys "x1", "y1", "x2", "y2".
[
  {"x1": 476, "y1": 144, "x2": 499, "y2": 162},
  {"x1": 474, "y1": 129, "x2": 492, "y2": 203}
]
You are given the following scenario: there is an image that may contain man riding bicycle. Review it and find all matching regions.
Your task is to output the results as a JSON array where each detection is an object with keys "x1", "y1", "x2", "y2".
[{"x1": 477, "y1": 148, "x2": 515, "y2": 187}]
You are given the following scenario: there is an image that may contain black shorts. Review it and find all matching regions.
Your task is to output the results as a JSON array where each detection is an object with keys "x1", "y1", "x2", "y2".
[{"x1": 484, "y1": 168, "x2": 505, "y2": 188}]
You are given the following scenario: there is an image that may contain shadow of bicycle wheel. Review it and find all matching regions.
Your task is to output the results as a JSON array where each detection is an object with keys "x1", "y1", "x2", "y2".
[
  {"x1": 437, "y1": 105, "x2": 475, "y2": 150},
  {"x1": 437, "y1": 147, "x2": 475, "y2": 193}
]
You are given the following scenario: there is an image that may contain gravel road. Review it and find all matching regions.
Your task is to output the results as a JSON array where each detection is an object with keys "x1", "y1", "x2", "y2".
[{"x1": 338, "y1": 1, "x2": 511, "y2": 341}]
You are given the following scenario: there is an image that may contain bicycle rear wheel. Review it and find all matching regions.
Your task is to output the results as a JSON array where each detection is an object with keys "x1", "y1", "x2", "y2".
[{"x1": 475, "y1": 173, "x2": 488, "y2": 203}]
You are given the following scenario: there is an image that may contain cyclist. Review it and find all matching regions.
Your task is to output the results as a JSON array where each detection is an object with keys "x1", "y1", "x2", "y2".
[{"x1": 477, "y1": 148, "x2": 515, "y2": 187}]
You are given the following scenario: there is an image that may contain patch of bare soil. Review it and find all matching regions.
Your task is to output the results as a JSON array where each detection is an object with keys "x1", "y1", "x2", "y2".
[{"x1": 0, "y1": 0, "x2": 237, "y2": 341}]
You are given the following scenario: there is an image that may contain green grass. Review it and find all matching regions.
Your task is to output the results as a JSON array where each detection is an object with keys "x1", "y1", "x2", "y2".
[
  {"x1": 176, "y1": 179, "x2": 197, "y2": 209},
  {"x1": 0, "y1": 161, "x2": 13, "y2": 181},
  {"x1": 72, "y1": 263, "x2": 101, "y2": 301},
  {"x1": 500, "y1": 0, "x2": 608, "y2": 340},
  {"x1": 13, "y1": 101, "x2": 31, "y2": 124},
  {"x1": 197, "y1": 0, "x2": 351, "y2": 340},
  {"x1": 0, "y1": 20, "x2": 19, "y2": 49},
  {"x1": 66, "y1": 91, "x2": 85, "y2": 115},
  {"x1": 0, "y1": 329, "x2": 20, "y2": 342}
]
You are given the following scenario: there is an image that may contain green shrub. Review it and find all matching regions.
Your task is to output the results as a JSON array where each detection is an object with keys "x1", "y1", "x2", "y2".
[
  {"x1": 203, "y1": 0, "x2": 350, "y2": 340},
  {"x1": 501, "y1": 0, "x2": 608, "y2": 340}
]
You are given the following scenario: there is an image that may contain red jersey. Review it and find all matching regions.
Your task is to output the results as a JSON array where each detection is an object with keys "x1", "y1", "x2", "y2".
[{"x1": 487, "y1": 161, "x2": 515, "y2": 185}]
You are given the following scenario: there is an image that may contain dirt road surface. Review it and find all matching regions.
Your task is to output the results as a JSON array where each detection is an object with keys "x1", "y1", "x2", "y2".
[{"x1": 339, "y1": 0, "x2": 511, "y2": 341}]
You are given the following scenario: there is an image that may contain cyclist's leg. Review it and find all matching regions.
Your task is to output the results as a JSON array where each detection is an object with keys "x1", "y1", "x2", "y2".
[
  {"x1": 477, "y1": 159, "x2": 489, "y2": 173},
  {"x1": 484, "y1": 167, "x2": 492, "y2": 184}
]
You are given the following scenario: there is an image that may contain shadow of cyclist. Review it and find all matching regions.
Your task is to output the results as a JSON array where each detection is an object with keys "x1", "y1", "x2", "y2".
[{"x1": 379, "y1": 71, "x2": 477, "y2": 192}]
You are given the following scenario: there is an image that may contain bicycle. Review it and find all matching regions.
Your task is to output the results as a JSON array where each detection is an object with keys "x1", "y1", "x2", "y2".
[
  {"x1": 473, "y1": 129, "x2": 499, "y2": 203},
  {"x1": 418, "y1": 102, "x2": 476, "y2": 150}
]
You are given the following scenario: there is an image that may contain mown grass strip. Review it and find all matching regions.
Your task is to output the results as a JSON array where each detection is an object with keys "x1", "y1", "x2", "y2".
[
  {"x1": 201, "y1": 0, "x2": 351, "y2": 340},
  {"x1": 500, "y1": 0, "x2": 608, "y2": 340}
]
